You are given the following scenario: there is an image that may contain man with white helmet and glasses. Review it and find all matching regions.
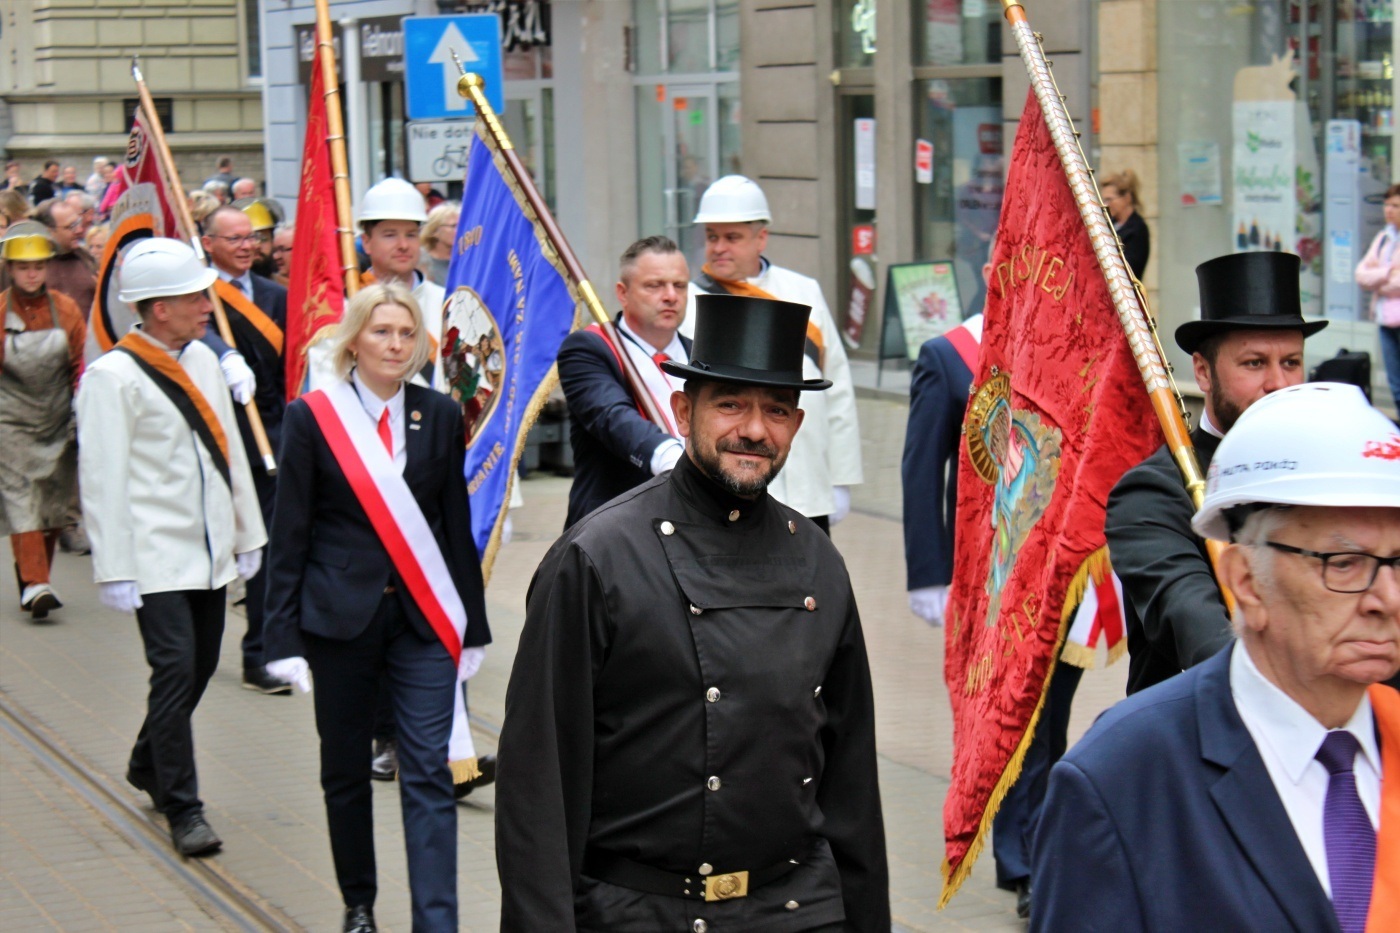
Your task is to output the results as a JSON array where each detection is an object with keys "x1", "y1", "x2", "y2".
[
  {"x1": 1033, "y1": 383, "x2": 1400, "y2": 931},
  {"x1": 684, "y1": 175, "x2": 863, "y2": 534},
  {"x1": 76, "y1": 238, "x2": 266, "y2": 857},
  {"x1": 358, "y1": 178, "x2": 444, "y2": 387}
]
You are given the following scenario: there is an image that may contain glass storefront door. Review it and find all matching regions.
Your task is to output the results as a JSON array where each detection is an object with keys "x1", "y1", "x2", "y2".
[{"x1": 637, "y1": 82, "x2": 720, "y2": 269}]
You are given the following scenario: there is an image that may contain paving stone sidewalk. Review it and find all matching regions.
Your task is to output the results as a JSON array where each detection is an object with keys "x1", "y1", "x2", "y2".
[{"x1": 1, "y1": 397, "x2": 1128, "y2": 931}]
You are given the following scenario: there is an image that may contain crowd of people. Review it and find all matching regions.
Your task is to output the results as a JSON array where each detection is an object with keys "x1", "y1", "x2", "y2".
[{"x1": 2, "y1": 155, "x2": 1398, "y2": 933}]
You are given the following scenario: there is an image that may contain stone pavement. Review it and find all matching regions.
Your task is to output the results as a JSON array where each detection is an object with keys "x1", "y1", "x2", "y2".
[{"x1": 1, "y1": 395, "x2": 1128, "y2": 931}]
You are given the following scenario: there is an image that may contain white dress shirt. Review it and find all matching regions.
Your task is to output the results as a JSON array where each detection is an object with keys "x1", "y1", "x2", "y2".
[
  {"x1": 351, "y1": 369, "x2": 407, "y2": 472},
  {"x1": 1230, "y1": 642, "x2": 1382, "y2": 896},
  {"x1": 215, "y1": 266, "x2": 253, "y2": 297}
]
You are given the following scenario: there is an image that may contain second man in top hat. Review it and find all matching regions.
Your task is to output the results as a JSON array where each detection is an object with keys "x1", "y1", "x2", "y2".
[{"x1": 1106, "y1": 251, "x2": 1328, "y2": 694}]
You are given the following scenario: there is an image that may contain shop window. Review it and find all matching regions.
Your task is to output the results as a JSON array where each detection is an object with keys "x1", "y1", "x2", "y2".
[
  {"x1": 914, "y1": 0, "x2": 1001, "y2": 66},
  {"x1": 914, "y1": 78, "x2": 1004, "y2": 316},
  {"x1": 839, "y1": 0, "x2": 877, "y2": 69}
]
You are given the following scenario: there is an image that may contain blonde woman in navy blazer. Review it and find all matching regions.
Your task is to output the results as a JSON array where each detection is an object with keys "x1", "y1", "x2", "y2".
[{"x1": 264, "y1": 282, "x2": 490, "y2": 933}]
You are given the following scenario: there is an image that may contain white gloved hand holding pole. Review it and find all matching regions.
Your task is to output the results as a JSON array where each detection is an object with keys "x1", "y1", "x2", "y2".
[
  {"x1": 266, "y1": 657, "x2": 312, "y2": 693},
  {"x1": 908, "y1": 586, "x2": 950, "y2": 627},
  {"x1": 219, "y1": 350, "x2": 257, "y2": 405},
  {"x1": 99, "y1": 581, "x2": 143, "y2": 614}
]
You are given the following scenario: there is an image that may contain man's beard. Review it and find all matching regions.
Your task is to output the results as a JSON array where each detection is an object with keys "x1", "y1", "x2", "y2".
[
  {"x1": 691, "y1": 437, "x2": 787, "y2": 497},
  {"x1": 1206, "y1": 363, "x2": 1246, "y2": 433},
  {"x1": 251, "y1": 254, "x2": 278, "y2": 278}
]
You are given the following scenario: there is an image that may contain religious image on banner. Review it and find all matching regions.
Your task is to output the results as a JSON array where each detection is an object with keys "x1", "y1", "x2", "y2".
[
  {"x1": 939, "y1": 88, "x2": 1162, "y2": 902},
  {"x1": 445, "y1": 121, "x2": 580, "y2": 578},
  {"x1": 87, "y1": 107, "x2": 179, "y2": 361},
  {"x1": 442, "y1": 285, "x2": 507, "y2": 445}
]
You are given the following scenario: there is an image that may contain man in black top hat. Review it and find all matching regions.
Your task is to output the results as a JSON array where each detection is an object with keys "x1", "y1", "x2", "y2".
[
  {"x1": 1106, "y1": 252, "x2": 1328, "y2": 694},
  {"x1": 496, "y1": 294, "x2": 891, "y2": 932}
]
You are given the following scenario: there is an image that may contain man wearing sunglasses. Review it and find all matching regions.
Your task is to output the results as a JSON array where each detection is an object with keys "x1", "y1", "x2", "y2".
[{"x1": 1033, "y1": 383, "x2": 1400, "y2": 931}]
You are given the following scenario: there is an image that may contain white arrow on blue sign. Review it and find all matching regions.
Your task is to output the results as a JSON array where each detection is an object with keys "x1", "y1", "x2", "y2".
[{"x1": 403, "y1": 14, "x2": 503, "y2": 120}]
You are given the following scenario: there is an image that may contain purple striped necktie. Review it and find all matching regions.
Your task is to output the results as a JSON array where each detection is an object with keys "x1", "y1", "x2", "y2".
[{"x1": 1315, "y1": 730, "x2": 1375, "y2": 933}]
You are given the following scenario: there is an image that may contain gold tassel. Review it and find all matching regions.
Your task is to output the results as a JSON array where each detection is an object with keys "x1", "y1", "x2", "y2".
[{"x1": 450, "y1": 756, "x2": 481, "y2": 785}]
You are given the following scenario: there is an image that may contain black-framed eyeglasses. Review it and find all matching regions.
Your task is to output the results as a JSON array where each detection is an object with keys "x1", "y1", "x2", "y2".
[{"x1": 1264, "y1": 541, "x2": 1400, "y2": 594}]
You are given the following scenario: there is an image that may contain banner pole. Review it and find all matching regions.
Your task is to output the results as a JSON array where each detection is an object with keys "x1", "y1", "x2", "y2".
[
  {"x1": 130, "y1": 58, "x2": 277, "y2": 475},
  {"x1": 998, "y1": 0, "x2": 1232, "y2": 608},
  {"x1": 314, "y1": 0, "x2": 361, "y2": 298},
  {"x1": 453, "y1": 70, "x2": 670, "y2": 429}
]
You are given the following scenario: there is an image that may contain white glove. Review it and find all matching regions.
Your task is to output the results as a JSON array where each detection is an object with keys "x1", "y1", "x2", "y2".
[
  {"x1": 219, "y1": 350, "x2": 257, "y2": 405},
  {"x1": 235, "y1": 548, "x2": 262, "y2": 581},
  {"x1": 908, "y1": 586, "x2": 950, "y2": 627},
  {"x1": 458, "y1": 646, "x2": 485, "y2": 682},
  {"x1": 266, "y1": 657, "x2": 312, "y2": 693},
  {"x1": 650, "y1": 438, "x2": 684, "y2": 476},
  {"x1": 829, "y1": 486, "x2": 852, "y2": 525},
  {"x1": 100, "y1": 580, "x2": 143, "y2": 613},
  {"x1": 500, "y1": 515, "x2": 514, "y2": 546}
]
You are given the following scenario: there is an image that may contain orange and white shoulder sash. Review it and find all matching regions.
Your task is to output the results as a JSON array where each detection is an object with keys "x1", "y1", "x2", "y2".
[
  {"x1": 1366, "y1": 682, "x2": 1400, "y2": 932},
  {"x1": 303, "y1": 379, "x2": 465, "y2": 663}
]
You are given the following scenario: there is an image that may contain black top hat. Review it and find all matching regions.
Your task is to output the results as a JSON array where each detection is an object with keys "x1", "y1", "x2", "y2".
[
  {"x1": 661, "y1": 294, "x2": 832, "y2": 391},
  {"x1": 1175, "y1": 252, "x2": 1328, "y2": 354}
]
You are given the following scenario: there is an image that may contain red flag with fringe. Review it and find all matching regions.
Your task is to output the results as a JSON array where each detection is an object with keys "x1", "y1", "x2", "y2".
[
  {"x1": 939, "y1": 89, "x2": 1162, "y2": 902},
  {"x1": 284, "y1": 41, "x2": 346, "y2": 400},
  {"x1": 87, "y1": 104, "x2": 181, "y2": 361}
]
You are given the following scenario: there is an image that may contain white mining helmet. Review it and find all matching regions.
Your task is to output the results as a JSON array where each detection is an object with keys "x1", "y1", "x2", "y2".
[
  {"x1": 117, "y1": 238, "x2": 218, "y2": 304},
  {"x1": 1191, "y1": 382, "x2": 1400, "y2": 542},
  {"x1": 693, "y1": 174, "x2": 772, "y2": 224},
  {"x1": 358, "y1": 177, "x2": 428, "y2": 225}
]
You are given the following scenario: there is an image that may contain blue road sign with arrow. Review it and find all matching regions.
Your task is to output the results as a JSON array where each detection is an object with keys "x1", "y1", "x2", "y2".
[{"x1": 403, "y1": 14, "x2": 503, "y2": 120}]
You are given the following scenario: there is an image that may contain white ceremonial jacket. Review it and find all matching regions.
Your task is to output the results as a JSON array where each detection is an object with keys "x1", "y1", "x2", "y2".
[
  {"x1": 685, "y1": 262, "x2": 864, "y2": 517},
  {"x1": 76, "y1": 329, "x2": 267, "y2": 594}
]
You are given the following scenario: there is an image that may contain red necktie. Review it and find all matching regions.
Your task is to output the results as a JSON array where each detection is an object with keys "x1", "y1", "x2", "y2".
[
  {"x1": 653, "y1": 351, "x2": 669, "y2": 366},
  {"x1": 377, "y1": 408, "x2": 393, "y2": 456}
]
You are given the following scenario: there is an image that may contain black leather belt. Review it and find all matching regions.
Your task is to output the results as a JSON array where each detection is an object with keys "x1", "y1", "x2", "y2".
[{"x1": 582, "y1": 848, "x2": 802, "y2": 902}]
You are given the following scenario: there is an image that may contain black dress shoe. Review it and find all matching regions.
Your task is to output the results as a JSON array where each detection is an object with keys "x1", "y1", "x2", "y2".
[
  {"x1": 343, "y1": 904, "x2": 376, "y2": 933},
  {"x1": 1016, "y1": 879, "x2": 1032, "y2": 919},
  {"x1": 242, "y1": 665, "x2": 293, "y2": 695},
  {"x1": 170, "y1": 812, "x2": 222, "y2": 857},
  {"x1": 454, "y1": 753, "x2": 497, "y2": 799},
  {"x1": 370, "y1": 738, "x2": 397, "y2": 781}
]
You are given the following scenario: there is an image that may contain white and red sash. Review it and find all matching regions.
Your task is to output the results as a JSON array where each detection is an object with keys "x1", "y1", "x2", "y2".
[
  {"x1": 304, "y1": 379, "x2": 467, "y2": 663},
  {"x1": 305, "y1": 380, "x2": 480, "y2": 773},
  {"x1": 585, "y1": 322, "x2": 686, "y2": 438}
]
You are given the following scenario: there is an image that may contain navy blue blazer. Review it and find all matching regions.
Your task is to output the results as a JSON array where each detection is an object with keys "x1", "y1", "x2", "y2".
[
  {"x1": 901, "y1": 332, "x2": 975, "y2": 590},
  {"x1": 263, "y1": 383, "x2": 490, "y2": 661},
  {"x1": 1032, "y1": 646, "x2": 1348, "y2": 933},
  {"x1": 557, "y1": 323, "x2": 692, "y2": 528}
]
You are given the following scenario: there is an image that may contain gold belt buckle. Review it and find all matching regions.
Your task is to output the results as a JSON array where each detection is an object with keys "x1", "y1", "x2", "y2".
[{"x1": 703, "y1": 870, "x2": 749, "y2": 901}]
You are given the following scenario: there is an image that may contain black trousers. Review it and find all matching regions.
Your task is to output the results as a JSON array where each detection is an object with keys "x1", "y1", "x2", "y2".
[
  {"x1": 240, "y1": 461, "x2": 276, "y2": 669},
  {"x1": 993, "y1": 660, "x2": 1084, "y2": 888},
  {"x1": 305, "y1": 592, "x2": 458, "y2": 930},
  {"x1": 128, "y1": 587, "x2": 227, "y2": 823}
]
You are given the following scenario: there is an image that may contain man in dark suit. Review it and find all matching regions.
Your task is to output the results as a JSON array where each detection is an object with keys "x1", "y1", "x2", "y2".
[
  {"x1": 200, "y1": 204, "x2": 289, "y2": 694},
  {"x1": 557, "y1": 235, "x2": 693, "y2": 528},
  {"x1": 1106, "y1": 252, "x2": 1328, "y2": 695},
  {"x1": 1034, "y1": 383, "x2": 1400, "y2": 932},
  {"x1": 902, "y1": 313, "x2": 981, "y2": 626}
]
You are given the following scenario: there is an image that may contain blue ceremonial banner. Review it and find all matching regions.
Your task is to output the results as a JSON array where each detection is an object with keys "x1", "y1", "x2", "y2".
[{"x1": 442, "y1": 122, "x2": 580, "y2": 579}]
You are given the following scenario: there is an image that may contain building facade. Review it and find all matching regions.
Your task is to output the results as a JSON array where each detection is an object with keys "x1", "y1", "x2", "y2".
[{"x1": 0, "y1": 0, "x2": 265, "y2": 191}]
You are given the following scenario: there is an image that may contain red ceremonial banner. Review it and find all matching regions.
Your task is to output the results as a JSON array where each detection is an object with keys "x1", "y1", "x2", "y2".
[
  {"x1": 939, "y1": 89, "x2": 1162, "y2": 901},
  {"x1": 284, "y1": 43, "x2": 346, "y2": 400},
  {"x1": 87, "y1": 106, "x2": 181, "y2": 361}
]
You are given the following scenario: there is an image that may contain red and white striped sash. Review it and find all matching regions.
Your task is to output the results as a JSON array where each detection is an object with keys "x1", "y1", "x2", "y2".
[{"x1": 303, "y1": 380, "x2": 466, "y2": 663}]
